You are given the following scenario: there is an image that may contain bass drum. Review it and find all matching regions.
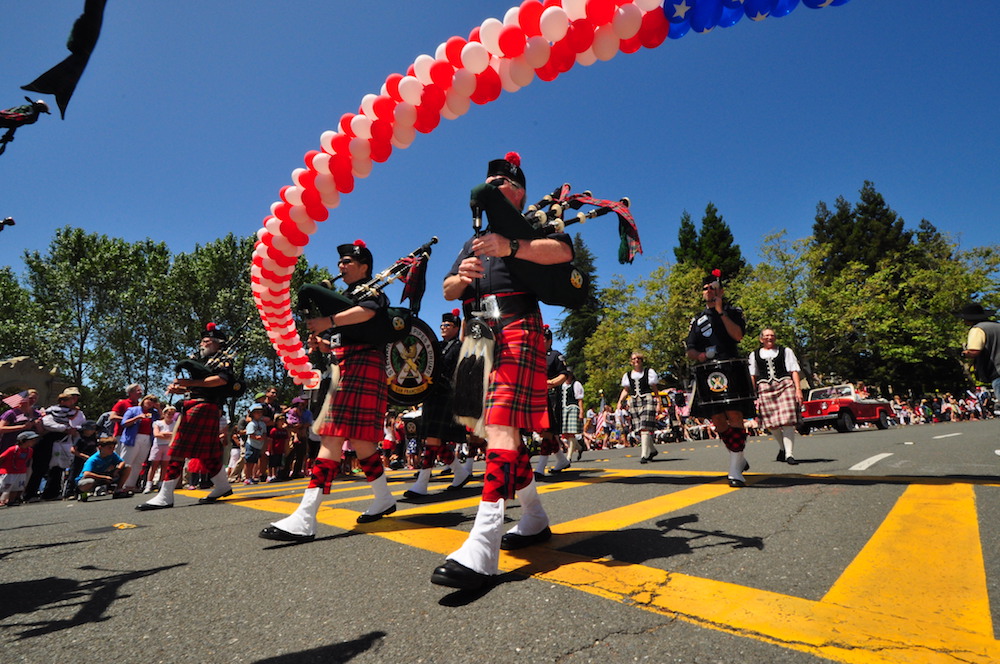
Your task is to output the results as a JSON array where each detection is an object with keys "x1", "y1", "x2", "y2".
[{"x1": 384, "y1": 316, "x2": 441, "y2": 407}]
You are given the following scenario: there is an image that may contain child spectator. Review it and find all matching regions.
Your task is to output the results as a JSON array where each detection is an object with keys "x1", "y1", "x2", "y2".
[
  {"x1": 146, "y1": 406, "x2": 176, "y2": 493},
  {"x1": 243, "y1": 403, "x2": 266, "y2": 484},
  {"x1": 1, "y1": 431, "x2": 38, "y2": 506},
  {"x1": 226, "y1": 426, "x2": 244, "y2": 482},
  {"x1": 267, "y1": 414, "x2": 289, "y2": 482},
  {"x1": 76, "y1": 438, "x2": 132, "y2": 500},
  {"x1": 66, "y1": 421, "x2": 100, "y2": 499}
]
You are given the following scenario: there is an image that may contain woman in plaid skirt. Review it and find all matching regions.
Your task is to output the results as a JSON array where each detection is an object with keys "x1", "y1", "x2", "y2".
[
  {"x1": 749, "y1": 329, "x2": 802, "y2": 465},
  {"x1": 260, "y1": 240, "x2": 396, "y2": 542}
]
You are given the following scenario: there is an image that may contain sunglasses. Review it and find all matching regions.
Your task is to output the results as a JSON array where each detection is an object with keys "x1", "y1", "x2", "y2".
[
  {"x1": 490, "y1": 175, "x2": 523, "y2": 190},
  {"x1": 338, "y1": 258, "x2": 355, "y2": 265}
]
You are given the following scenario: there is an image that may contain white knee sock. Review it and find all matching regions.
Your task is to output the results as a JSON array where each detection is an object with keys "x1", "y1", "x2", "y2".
[
  {"x1": 507, "y1": 478, "x2": 549, "y2": 537},
  {"x1": 450, "y1": 457, "x2": 471, "y2": 488},
  {"x1": 782, "y1": 430, "x2": 795, "y2": 458},
  {"x1": 728, "y1": 450, "x2": 747, "y2": 482},
  {"x1": 144, "y1": 477, "x2": 178, "y2": 507},
  {"x1": 206, "y1": 468, "x2": 232, "y2": 499},
  {"x1": 270, "y1": 487, "x2": 322, "y2": 537},
  {"x1": 409, "y1": 468, "x2": 431, "y2": 495},
  {"x1": 533, "y1": 455, "x2": 549, "y2": 475},
  {"x1": 448, "y1": 499, "x2": 505, "y2": 575},
  {"x1": 552, "y1": 450, "x2": 570, "y2": 471},
  {"x1": 362, "y1": 473, "x2": 396, "y2": 516},
  {"x1": 641, "y1": 431, "x2": 654, "y2": 458}
]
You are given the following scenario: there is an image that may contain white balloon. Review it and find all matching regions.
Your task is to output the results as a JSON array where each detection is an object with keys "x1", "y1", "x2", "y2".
[
  {"x1": 320, "y1": 130, "x2": 337, "y2": 153},
  {"x1": 391, "y1": 123, "x2": 417, "y2": 148},
  {"x1": 593, "y1": 24, "x2": 619, "y2": 61},
  {"x1": 312, "y1": 152, "x2": 331, "y2": 175},
  {"x1": 479, "y1": 17, "x2": 504, "y2": 56},
  {"x1": 460, "y1": 41, "x2": 490, "y2": 74},
  {"x1": 272, "y1": 235, "x2": 295, "y2": 256},
  {"x1": 352, "y1": 154, "x2": 373, "y2": 178},
  {"x1": 440, "y1": 103, "x2": 459, "y2": 121},
  {"x1": 613, "y1": 3, "x2": 643, "y2": 39},
  {"x1": 509, "y1": 55, "x2": 535, "y2": 87},
  {"x1": 250, "y1": 264, "x2": 262, "y2": 278},
  {"x1": 413, "y1": 54, "x2": 436, "y2": 85},
  {"x1": 503, "y1": 6, "x2": 520, "y2": 26},
  {"x1": 289, "y1": 205, "x2": 310, "y2": 224},
  {"x1": 283, "y1": 186, "x2": 303, "y2": 206},
  {"x1": 434, "y1": 41, "x2": 448, "y2": 61},
  {"x1": 360, "y1": 93, "x2": 378, "y2": 118},
  {"x1": 635, "y1": 0, "x2": 664, "y2": 11},
  {"x1": 524, "y1": 35, "x2": 552, "y2": 68},
  {"x1": 256, "y1": 228, "x2": 268, "y2": 242},
  {"x1": 314, "y1": 171, "x2": 336, "y2": 192},
  {"x1": 498, "y1": 59, "x2": 521, "y2": 93},
  {"x1": 349, "y1": 136, "x2": 371, "y2": 160},
  {"x1": 451, "y1": 68, "x2": 477, "y2": 97},
  {"x1": 301, "y1": 371, "x2": 321, "y2": 390},
  {"x1": 563, "y1": 0, "x2": 587, "y2": 21},
  {"x1": 291, "y1": 168, "x2": 307, "y2": 187},
  {"x1": 349, "y1": 114, "x2": 372, "y2": 139},
  {"x1": 576, "y1": 47, "x2": 597, "y2": 66},
  {"x1": 398, "y1": 76, "x2": 423, "y2": 106},
  {"x1": 394, "y1": 101, "x2": 417, "y2": 127},
  {"x1": 445, "y1": 87, "x2": 472, "y2": 116},
  {"x1": 264, "y1": 217, "x2": 282, "y2": 236},
  {"x1": 539, "y1": 6, "x2": 569, "y2": 42}
]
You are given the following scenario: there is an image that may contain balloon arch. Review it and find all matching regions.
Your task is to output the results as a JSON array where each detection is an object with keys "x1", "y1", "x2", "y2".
[{"x1": 249, "y1": 0, "x2": 851, "y2": 388}]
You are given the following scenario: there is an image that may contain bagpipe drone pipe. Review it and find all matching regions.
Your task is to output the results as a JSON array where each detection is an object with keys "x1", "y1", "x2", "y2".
[{"x1": 470, "y1": 181, "x2": 642, "y2": 309}]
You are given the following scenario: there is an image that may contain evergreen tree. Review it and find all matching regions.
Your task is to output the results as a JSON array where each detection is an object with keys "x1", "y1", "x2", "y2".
[
  {"x1": 556, "y1": 234, "x2": 600, "y2": 383},
  {"x1": 696, "y1": 202, "x2": 747, "y2": 281},
  {"x1": 674, "y1": 210, "x2": 698, "y2": 264}
]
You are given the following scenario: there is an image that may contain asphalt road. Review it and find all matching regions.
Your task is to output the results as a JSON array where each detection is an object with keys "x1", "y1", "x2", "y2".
[{"x1": 3, "y1": 418, "x2": 999, "y2": 664}]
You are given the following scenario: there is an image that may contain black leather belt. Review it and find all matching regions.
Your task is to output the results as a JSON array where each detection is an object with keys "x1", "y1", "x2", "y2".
[{"x1": 463, "y1": 292, "x2": 539, "y2": 328}]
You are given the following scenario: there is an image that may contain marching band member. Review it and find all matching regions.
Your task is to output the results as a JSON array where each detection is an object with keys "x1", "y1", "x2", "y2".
[
  {"x1": 136, "y1": 324, "x2": 234, "y2": 510},
  {"x1": 534, "y1": 326, "x2": 571, "y2": 476},
  {"x1": 259, "y1": 240, "x2": 396, "y2": 542},
  {"x1": 685, "y1": 269, "x2": 753, "y2": 487},
  {"x1": 749, "y1": 329, "x2": 803, "y2": 465},
  {"x1": 431, "y1": 152, "x2": 573, "y2": 591},
  {"x1": 404, "y1": 309, "x2": 472, "y2": 498}
]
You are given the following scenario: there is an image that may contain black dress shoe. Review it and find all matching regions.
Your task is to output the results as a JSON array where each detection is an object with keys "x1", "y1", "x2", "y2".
[
  {"x1": 639, "y1": 457, "x2": 649, "y2": 464},
  {"x1": 403, "y1": 490, "x2": 427, "y2": 500},
  {"x1": 776, "y1": 450, "x2": 786, "y2": 462},
  {"x1": 649, "y1": 448, "x2": 659, "y2": 459},
  {"x1": 356, "y1": 503, "x2": 396, "y2": 523},
  {"x1": 259, "y1": 525, "x2": 315, "y2": 542},
  {"x1": 728, "y1": 478, "x2": 746, "y2": 488},
  {"x1": 500, "y1": 526, "x2": 552, "y2": 550},
  {"x1": 786, "y1": 456, "x2": 799, "y2": 465},
  {"x1": 444, "y1": 474, "x2": 473, "y2": 491},
  {"x1": 198, "y1": 489, "x2": 234, "y2": 504},
  {"x1": 135, "y1": 502, "x2": 172, "y2": 511},
  {"x1": 744, "y1": 459, "x2": 751, "y2": 472},
  {"x1": 431, "y1": 559, "x2": 490, "y2": 591}
]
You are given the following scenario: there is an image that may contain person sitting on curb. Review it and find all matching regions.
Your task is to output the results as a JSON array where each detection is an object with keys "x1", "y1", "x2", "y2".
[{"x1": 76, "y1": 438, "x2": 132, "y2": 501}]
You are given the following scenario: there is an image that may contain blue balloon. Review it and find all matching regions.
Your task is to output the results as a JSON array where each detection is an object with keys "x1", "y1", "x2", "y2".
[
  {"x1": 744, "y1": 0, "x2": 776, "y2": 20},
  {"x1": 720, "y1": 0, "x2": 743, "y2": 8},
  {"x1": 689, "y1": 0, "x2": 723, "y2": 33},
  {"x1": 771, "y1": 0, "x2": 800, "y2": 18},
  {"x1": 664, "y1": 0, "x2": 696, "y2": 25},
  {"x1": 718, "y1": 5, "x2": 744, "y2": 28},
  {"x1": 668, "y1": 18, "x2": 691, "y2": 39}
]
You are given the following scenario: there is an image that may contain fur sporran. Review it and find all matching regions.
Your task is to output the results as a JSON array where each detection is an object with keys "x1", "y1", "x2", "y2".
[
  {"x1": 452, "y1": 318, "x2": 494, "y2": 439},
  {"x1": 310, "y1": 363, "x2": 342, "y2": 437}
]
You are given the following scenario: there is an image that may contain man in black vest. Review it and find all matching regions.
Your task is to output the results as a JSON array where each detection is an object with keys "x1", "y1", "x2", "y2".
[
  {"x1": 748, "y1": 329, "x2": 802, "y2": 465},
  {"x1": 616, "y1": 351, "x2": 660, "y2": 463}
]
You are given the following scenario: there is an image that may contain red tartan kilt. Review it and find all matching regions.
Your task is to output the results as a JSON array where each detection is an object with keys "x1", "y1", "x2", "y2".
[
  {"x1": 316, "y1": 344, "x2": 386, "y2": 443},
  {"x1": 168, "y1": 400, "x2": 222, "y2": 460},
  {"x1": 755, "y1": 377, "x2": 800, "y2": 429},
  {"x1": 484, "y1": 311, "x2": 549, "y2": 431}
]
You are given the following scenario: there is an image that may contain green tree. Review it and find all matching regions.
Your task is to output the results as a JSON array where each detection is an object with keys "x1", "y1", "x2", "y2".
[
  {"x1": 0, "y1": 267, "x2": 46, "y2": 362},
  {"x1": 673, "y1": 210, "x2": 698, "y2": 264},
  {"x1": 696, "y1": 202, "x2": 747, "y2": 281}
]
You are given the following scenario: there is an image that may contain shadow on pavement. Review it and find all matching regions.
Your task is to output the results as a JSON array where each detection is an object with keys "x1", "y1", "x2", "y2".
[{"x1": 253, "y1": 631, "x2": 387, "y2": 663}]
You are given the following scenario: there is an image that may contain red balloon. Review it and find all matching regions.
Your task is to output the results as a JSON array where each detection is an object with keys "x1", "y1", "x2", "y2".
[
  {"x1": 535, "y1": 61, "x2": 559, "y2": 81},
  {"x1": 333, "y1": 168, "x2": 355, "y2": 194},
  {"x1": 278, "y1": 187, "x2": 294, "y2": 205},
  {"x1": 586, "y1": 0, "x2": 615, "y2": 26},
  {"x1": 550, "y1": 38, "x2": 576, "y2": 73},
  {"x1": 468, "y1": 26, "x2": 481, "y2": 42},
  {"x1": 338, "y1": 113, "x2": 356, "y2": 136},
  {"x1": 304, "y1": 150, "x2": 321, "y2": 169},
  {"x1": 406, "y1": 64, "x2": 416, "y2": 77},
  {"x1": 297, "y1": 169, "x2": 317, "y2": 191},
  {"x1": 329, "y1": 133, "x2": 352, "y2": 156},
  {"x1": 567, "y1": 19, "x2": 595, "y2": 53},
  {"x1": 445, "y1": 36, "x2": 467, "y2": 68},
  {"x1": 330, "y1": 153, "x2": 352, "y2": 179},
  {"x1": 430, "y1": 60, "x2": 455, "y2": 90},
  {"x1": 370, "y1": 119, "x2": 394, "y2": 143},
  {"x1": 385, "y1": 73, "x2": 404, "y2": 101},
  {"x1": 414, "y1": 104, "x2": 441, "y2": 133},
  {"x1": 372, "y1": 95, "x2": 396, "y2": 121},
  {"x1": 619, "y1": 33, "x2": 642, "y2": 54},
  {"x1": 266, "y1": 246, "x2": 298, "y2": 268},
  {"x1": 519, "y1": 0, "x2": 544, "y2": 36},
  {"x1": 498, "y1": 25, "x2": 526, "y2": 57},
  {"x1": 639, "y1": 9, "x2": 669, "y2": 49},
  {"x1": 252, "y1": 254, "x2": 264, "y2": 267},
  {"x1": 301, "y1": 189, "x2": 328, "y2": 221},
  {"x1": 370, "y1": 138, "x2": 392, "y2": 162},
  {"x1": 470, "y1": 66, "x2": 501, "y2": 105},
  {"x1": 542, "y1": 0, "x2": 561, "y2": 7},
  {"x1": 420, "y1": 84, "x2": 446, "y2": 111}
]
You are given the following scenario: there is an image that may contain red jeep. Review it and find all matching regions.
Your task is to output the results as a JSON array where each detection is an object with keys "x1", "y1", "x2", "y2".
[{"x1": 798, "y1": 384, "x2": 894, "y2": 434}]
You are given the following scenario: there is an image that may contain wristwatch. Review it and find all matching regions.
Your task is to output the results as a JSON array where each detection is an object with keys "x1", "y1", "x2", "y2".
[{"x1": 508, "y1": 238, "x2": 520, "y2": 259}]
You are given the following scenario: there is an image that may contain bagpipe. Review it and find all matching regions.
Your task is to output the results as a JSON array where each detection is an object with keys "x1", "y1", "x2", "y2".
[
  {"x1": 172, "y1": 318, "x2": 254, "y2": 403},
  {"x1": 471, "y1": 181, "x2": 642, "y2": 308},
  {"x1": 297, "y1": 237, "x2": 442, "y2": 408}
]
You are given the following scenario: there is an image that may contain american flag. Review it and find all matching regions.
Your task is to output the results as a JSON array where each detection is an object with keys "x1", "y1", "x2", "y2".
[
  {"x1": 2, "y1": 390, "x2": 29, "y2": 409},
  {"x1": 595, "y1": 409, "x2": 607, "y2": 434}
]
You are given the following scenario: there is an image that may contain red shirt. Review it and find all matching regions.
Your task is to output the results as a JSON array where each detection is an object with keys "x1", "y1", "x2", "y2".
[
  {"x1": 0, "y1": 444, "x2": 33, "y2": 474},
  {"x1": 112, "y1": 398, "x2": 137, "y2": 437},
  {"x1": 268, "y1": 428, "x2": 288, "y2": 455}
]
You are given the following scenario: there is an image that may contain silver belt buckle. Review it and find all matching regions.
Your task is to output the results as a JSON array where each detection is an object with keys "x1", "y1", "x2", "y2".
[
  {"x1": 330, "y1": 332, "x2": 343, "y2": 347},
  {"x1": 474, "y1": 294, "x2": 501, "y2": 321}
]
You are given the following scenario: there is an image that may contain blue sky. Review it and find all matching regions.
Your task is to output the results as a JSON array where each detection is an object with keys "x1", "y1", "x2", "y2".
[{"x1": 3, "y1": 1, "x2": 998, "y2": 337}]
